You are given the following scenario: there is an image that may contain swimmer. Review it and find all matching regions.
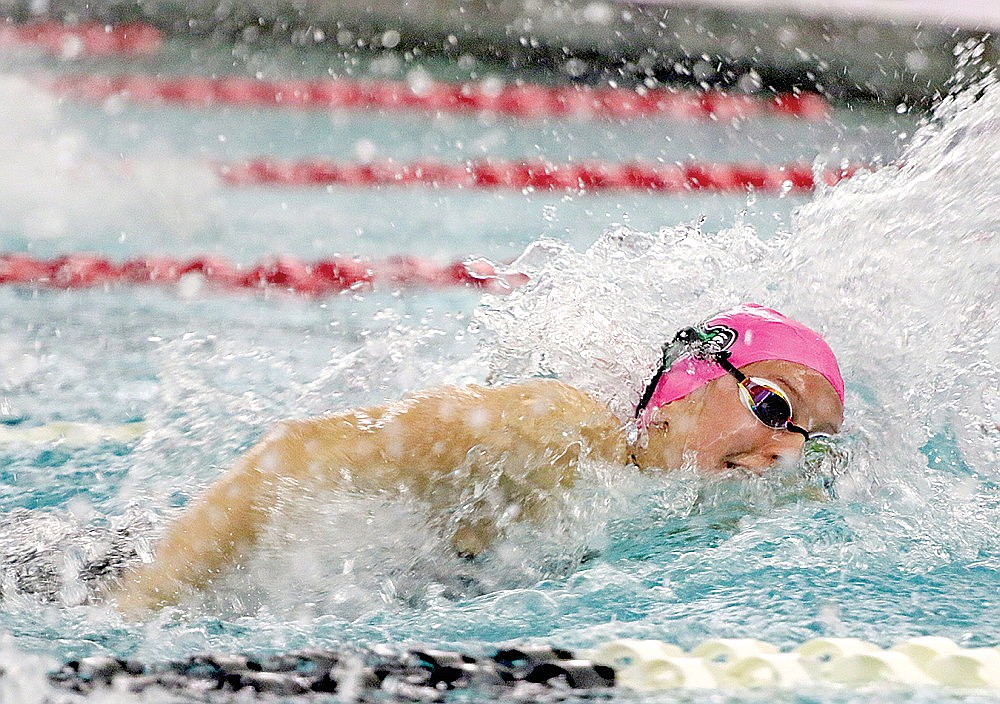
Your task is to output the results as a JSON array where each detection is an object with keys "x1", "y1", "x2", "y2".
[{"x1": 113, "y1": 303, "x2": 844, "y2": 613}]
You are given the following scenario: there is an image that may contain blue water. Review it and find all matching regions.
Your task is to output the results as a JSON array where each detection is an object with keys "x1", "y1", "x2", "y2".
[{"x1": 1, "y1": 32, "x2": 999, "y2": 704}]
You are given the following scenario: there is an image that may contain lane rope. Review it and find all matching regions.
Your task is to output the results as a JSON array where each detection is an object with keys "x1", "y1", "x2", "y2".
[
  {"x1": 0, "y1": 253, "x2": 527, "y2": 295},
  {"x1": 0, "y1": 21, "x2": 162, "y2": 57},
  {"x1": 48, "y1": 638, "x2": 1000, "y2": 695},
  {"x1": 49, "y1": 73, "x2": 830, "y2": 121},
  {"x1": 216, "y1": 158, "x2": 856, "y2": 193}
]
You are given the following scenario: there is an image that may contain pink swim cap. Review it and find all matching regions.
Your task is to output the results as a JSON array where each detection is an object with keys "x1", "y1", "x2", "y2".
[{"x1": 644, "y1": 303, "x2": 845, "y2": 413}]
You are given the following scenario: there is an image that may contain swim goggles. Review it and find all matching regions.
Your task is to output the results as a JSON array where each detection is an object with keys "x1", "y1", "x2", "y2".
[{"x1": 635, "y1": 327, "x2": 819, "y2": 440}]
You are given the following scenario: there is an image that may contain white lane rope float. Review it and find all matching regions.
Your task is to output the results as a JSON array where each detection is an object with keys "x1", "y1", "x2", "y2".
[{"x1": 0, "y1": 421, "x2": 146, "y2": 446}]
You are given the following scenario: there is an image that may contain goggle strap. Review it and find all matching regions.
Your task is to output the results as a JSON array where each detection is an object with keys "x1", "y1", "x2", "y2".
[
  {"x1": 634, "y1": 362, "x2": 665, "y2": 419},
  {"x1": 634, "y1": 329, "x2": 695, "y2": 419},
  {"x1": 786, "y1": 423, "x2": 811, "y2": 439},
  {"x1": 715, "y1": 352, "x2": 748, "y2": 384}
]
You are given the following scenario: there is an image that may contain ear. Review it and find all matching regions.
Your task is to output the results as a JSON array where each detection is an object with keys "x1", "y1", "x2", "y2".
[{"x1": 647, "y1": 405, "x2": 670, "y2": 430}]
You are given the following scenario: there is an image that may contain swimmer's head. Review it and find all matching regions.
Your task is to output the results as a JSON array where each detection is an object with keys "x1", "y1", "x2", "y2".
[
  {"x1": 638, "y1": 303, "x2": 844, "y2": 417},
  {"x1": 632, "y1": 304, "x2": 845, "y2": 474}
]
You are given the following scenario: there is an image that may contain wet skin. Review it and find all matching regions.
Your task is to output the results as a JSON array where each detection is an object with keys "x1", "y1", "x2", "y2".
[{"x1": 114, "y1": 360, "x2": 843, "y2": 612}]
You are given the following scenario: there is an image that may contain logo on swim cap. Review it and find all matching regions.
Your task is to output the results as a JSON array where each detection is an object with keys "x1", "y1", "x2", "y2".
[{"x1": 685, "y1": 322, "x2": 738, "y2": 360}]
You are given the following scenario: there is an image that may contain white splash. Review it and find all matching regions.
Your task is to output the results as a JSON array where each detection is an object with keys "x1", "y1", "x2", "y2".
[
  {"x1": 121, "y1": 73, "x2": 1000, "y2": 615},
  {"x1": 477, "y1": 78, "x2": 1000, "y2": 482},
  {"x1": 0, "y1": 74, "x2": 218, "y2": 240}
]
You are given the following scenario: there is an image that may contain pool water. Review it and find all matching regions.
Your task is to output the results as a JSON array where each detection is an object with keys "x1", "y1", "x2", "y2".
[{"x1": 1, "y1": 30, "x2": 999, "y2": 704}]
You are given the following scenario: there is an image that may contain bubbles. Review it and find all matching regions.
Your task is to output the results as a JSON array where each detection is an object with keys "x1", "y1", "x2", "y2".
[
  {"x1": 0, "y1": 332, "x2": 41, "y2": 390},
  {"x1": 380, "y1": 30, "x2": 401, "y2": 50}
]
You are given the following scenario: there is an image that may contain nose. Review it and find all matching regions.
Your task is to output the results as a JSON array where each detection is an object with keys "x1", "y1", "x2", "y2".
[{"x1": 726, "y1": 430, "x2": 805, "y2": 474}]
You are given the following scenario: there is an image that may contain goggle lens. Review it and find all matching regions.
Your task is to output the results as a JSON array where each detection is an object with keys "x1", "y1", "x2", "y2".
[
  {"x1": 738, "y1": 378, "x2": 793, "y2": 428},
  {"x1": 736, "y1": 376, "x2": 814, "y2": 439}
]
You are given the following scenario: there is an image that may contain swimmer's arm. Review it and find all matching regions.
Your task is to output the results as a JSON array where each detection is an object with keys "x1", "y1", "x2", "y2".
[
  {"x1": 113, "y1": 402, "x2": 455, "y2": 613},
  {"x1": 114, "y1": 382, "x2": 625, "y2": 612},
  {"x1": 112, "y1": 429, "x2": 301, "y2": 613}
]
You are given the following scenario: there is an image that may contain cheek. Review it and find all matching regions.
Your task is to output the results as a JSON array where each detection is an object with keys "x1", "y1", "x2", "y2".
[
  {"x1": 685, "y1": 398, "x2": 764, "y2": 462},
  {"x1": 643, "y1": 425, "x2": 673, "y2": 464}
]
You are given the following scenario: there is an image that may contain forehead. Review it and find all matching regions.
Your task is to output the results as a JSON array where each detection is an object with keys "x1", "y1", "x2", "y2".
[{"x1": 740, "y1": 359, "x2": 844, "y2": 433}]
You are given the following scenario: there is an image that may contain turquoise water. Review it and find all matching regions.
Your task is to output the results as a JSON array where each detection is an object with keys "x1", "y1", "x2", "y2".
[{"x1": 1, "y1": 33, "x2": 999, "y2": 704}]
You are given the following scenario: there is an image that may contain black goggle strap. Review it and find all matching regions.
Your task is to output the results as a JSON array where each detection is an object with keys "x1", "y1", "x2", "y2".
[
  {"x1": 634, "y1": 327, "x2": 713, "y2": 420},
  {"x1": 634, "y1": 337, "x2": 680, "y2": 419},
  {"x1": 713, "y1": 351, "x2": 746, "y2": 382}
]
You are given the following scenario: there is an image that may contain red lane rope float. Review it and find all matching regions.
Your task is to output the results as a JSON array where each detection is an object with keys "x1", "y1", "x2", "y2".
[
  {"x1": 49, "y1": 73, "x2": 830, "y2": 121},
  {"x1": 0, "y1": 21, "x2": 162, "y2": 57},
  {"x1": 0, "y1": 254, "x2": 528, "y2": 296},
  {"x1": 216, "y1": 159, "x2": 856, "y2": 193}
]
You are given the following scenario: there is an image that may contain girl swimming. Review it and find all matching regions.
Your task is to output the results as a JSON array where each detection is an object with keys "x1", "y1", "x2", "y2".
[{"x1": 114, "y1": 303, "x2": 844, "y2": 612}]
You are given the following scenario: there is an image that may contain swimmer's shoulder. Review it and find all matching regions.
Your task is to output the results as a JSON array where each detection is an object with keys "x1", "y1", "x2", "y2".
[
  {"x1": 287, "y1": 378, "x2": 617, "y2": 437},
  {"x1": 464, "y1": 379, "x2": 620, "y2": 427},
  {"x1": 520, "y1": 378, "x2": 612, "y2": 411},
  {"x1": 503, "y1": 378, "x2": 607, "y2": 410},
  {"x1": 523, "y1": 380, "x2": 627, "y2": 455},
  {"x1": 372, "y1": 378, "x2": 605, "y2": 412},
  {"x1": 467, "y1": 379, "x2": 625, "y2": 456}
]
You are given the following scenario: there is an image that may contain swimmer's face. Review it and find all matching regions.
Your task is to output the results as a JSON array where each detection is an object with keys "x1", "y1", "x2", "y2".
[{"x1": 639, "y1": 360, "x2": 844, "y2": 475}]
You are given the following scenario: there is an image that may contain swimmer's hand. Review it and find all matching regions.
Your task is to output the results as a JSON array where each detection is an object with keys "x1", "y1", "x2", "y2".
[{"x1": 109, "y1": 566, "x2": 191, "y2": 616}]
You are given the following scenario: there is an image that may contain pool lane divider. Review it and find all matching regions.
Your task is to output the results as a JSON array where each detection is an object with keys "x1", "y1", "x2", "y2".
[
  {"x1": 48, "y1": 638, "x2": 1000, "y2": 695},
  {"x1": 49, "y1": 73, "x2": 830, "y2": 121},
  {"x1": 0, "y1": 21, "x2": 162, "y2": 57},
  {"x1": 0, "y1": 253, "x2": 527, "y2": 295},
  {"x1": 216, "y1": 158, "x2": 858, "y2": 193}
]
